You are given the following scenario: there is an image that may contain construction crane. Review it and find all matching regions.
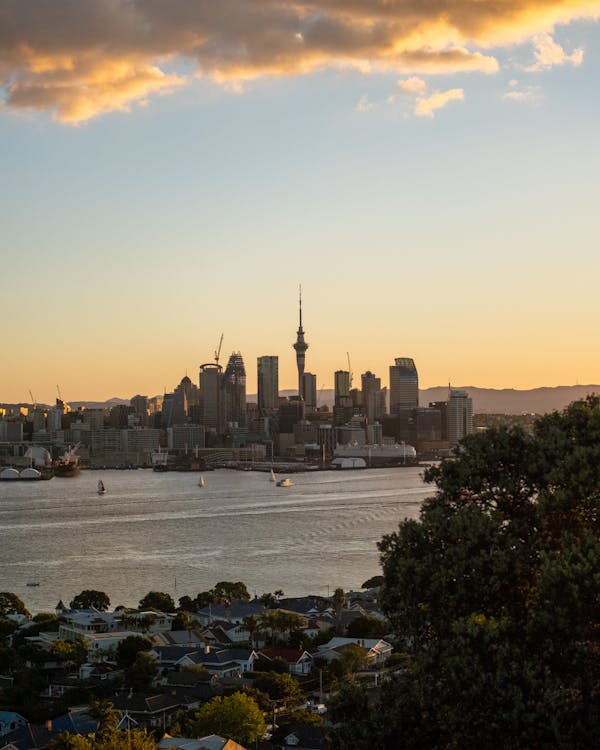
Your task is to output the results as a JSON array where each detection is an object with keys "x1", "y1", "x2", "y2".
[
  {"x1": 214, "y1": 333, "x2": 224, "y2": 366},
  {"x1": 56, "y1": 384, "x2": 63, "y2": 402},
  {"x1": 29, "y1": 389, "x2": 36, "y2": 409},
  {"x1": 347, "y1": 352, "x2": 353, "y2": 389}
]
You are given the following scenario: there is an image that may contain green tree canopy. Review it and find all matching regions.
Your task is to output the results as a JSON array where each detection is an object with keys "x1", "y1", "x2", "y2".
[
  {"x1": 329, "y1": 397, "x2": 600, "y2": 749},
  {"x1": 137, "y1": 591, "x2": 175, "y2": 611},
  {"x1": 0, "y1": 592, "x2": 30, "y2": 617},
  {"x1": 181, "y1": 692, "x2": 265, "y2": 746},
  {"x1": 346, "y1": 614, "x2": 388, "y2": 639},
  {"x1": 115, "y1": 635, "x2": 152, "y2": 668},
  {"x1": 361, "y1": 575, "x2": 384, "y2": 589},
  {"x1": 250, "y1": 671, "x2": 303, "y2": 703},
  {"x1": 69, "y1": 590, "x2": 110, "y2": 611}
]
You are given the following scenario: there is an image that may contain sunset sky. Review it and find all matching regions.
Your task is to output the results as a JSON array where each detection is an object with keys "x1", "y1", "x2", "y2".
[{"x1": 2, "y1": 1, "x2": 600, "y2": 403}]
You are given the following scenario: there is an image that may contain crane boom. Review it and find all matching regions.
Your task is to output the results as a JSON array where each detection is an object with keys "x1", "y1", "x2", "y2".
[
  {"x1": 214, "y1": 333, "x2": 224, "y2": 365},
  {"x1": 347, "y1": 352, "x2": 353, "y2": 389},
  {"x1": 29, "y1": 389, "x2": 36, "y2": 409}
]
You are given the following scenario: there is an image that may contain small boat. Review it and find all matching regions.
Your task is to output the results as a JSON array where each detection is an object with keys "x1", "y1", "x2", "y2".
[
  {"x1": 276, "y1": 477, "x2": 294, "y2": 487},
  {"x1": 26, "y1": 582, "x2": 40, "y2": 587},
  {"x1": 270, "y1": 469, "x2": 276, "y2": 482},
  {"x1": 97, "y1": 479, "x2": 106, "y2": 495},
  {"x1": 198, "y1": 474, "x2": 205, "y2": 488}
]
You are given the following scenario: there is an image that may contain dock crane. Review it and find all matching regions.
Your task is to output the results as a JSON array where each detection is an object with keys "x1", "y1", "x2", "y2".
[
  {"x1": 214, "y1": 333, "x2": 224, "y2": 366},
  {"x1": 347, "y1": 352, "x2": 353, "y2": 389}
]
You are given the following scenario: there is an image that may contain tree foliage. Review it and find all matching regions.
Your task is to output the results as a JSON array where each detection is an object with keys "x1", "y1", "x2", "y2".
[
  {"x1": 69, "y1": 590, "x2": 110, "y2": 611},
  {"x1": 115, "y1": 635, "x2": 152, "y2": 668},
  {"x1": 179, "y1": 691, "x2": 265, "y2": 746},
  {"x1": 330, "y1": 398, "x2": 600, "y2": 749},
  {"x1": 137, "y1": 591, "x2": 174, "y2": 612},
  {"x1": 0, "y1": 591, "x2": 30, "y2": 617}
]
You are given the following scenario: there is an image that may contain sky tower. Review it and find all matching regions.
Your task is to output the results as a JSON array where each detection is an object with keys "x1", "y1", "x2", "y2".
[{"x1": 293, "y1": 286, "x2": 309, "y2": 401}]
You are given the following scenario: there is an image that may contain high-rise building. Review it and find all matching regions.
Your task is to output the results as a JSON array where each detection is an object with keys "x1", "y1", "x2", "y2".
[
  {"x1": 130, "y1": 395, "x2": 148, "y2": 426},
  {"x1": 303, "y1": 372, "x2": 317, "y2": 410},
  {"x1": 389, "y1": 357, "x2": 419, "y2": 414},
  {"x1": 334, "y1": 371, "x2": 350, "y2": 403},
  {"x1": 447, "y1": 389, "x2": 473, "y2": 445},
  {"x1": 257, "y1": 356, "x2": 279, "y2": 415},
  {"x1": 293, "y1": 286, "x2": 309, "y2": 401},
  {"x1": 199, "y1": 363, "x2": 223, "y2": 433},
  {"x1": 361, "y1": 371, "x2": 385, "y2": 423},
  {"x1": 222, "y1": 351, "x2": 247, "y2": 428}
]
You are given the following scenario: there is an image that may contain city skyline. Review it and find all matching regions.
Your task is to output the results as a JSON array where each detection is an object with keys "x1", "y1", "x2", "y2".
[{"x1": 2, "y1": 2, "x2": 600, "y2": 403}]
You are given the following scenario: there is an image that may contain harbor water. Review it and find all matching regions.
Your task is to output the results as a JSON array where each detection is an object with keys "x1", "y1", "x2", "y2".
[{"x1": 0, "y1": 467, "x2": 431, "y2": 612}]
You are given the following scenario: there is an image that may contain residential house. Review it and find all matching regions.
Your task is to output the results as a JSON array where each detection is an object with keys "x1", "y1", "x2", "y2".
[
  {"x1": 316, "y1": 637, "x2": 393, "y2": 666},
  {"x1": 159, "y1": 736, "x2": 247, "y2": 750},
  {"x1": 282, "y1": 725, "x2": 326, "y2": 749},
  {"x1": 175, "y1": 647, "x2": 257, "y2": 677},
  {"x1": 257, "y1": 647, "x2": 313, "y2": 675}
]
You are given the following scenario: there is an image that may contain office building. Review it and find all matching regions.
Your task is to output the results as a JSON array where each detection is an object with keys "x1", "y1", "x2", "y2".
[
  {"x1": 257, "y1": 356, "x2": 279, "y2": 415},
  {"x1": 447, "y1": 389, "x2": 473, "y2": 445},
  {"x1": 222, "y1": 351, "x2": 247, "y2": 428},
  {"x1": 389, "y1": 357, "x2": 419, "y2": 413},
  {"x1": 130, "y1": 395, "x2": 148, "y2": 426},
  {"x1": 199, "y1": 363, "x2": 223, "y2": 433},
  {"x1": 361, "y1": 371, "x2": 385, "y2": 423},
  {"x1": 303, "y1": 372, "x2": 317, "y2": 410}
]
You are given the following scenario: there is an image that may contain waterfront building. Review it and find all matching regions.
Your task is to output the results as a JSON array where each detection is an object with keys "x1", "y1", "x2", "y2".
[
  {"x1": 447, "y1": 388, "x2": 474, "y2": 445},
  {"x1": 81, "y1": 407, "x2": 105, "y2": 430},
  {"x1": 222, "y1": 351, "x2": 247, "y2": 428},
  {"x1": 389, "y1": 357, "x2": 419, "y2": 413},
  {"x1": 167, "y1": 425, "x2": 206, "y2": 452},
  {"x1": 257, "y1": 355, "x2": 279, "y2": 415}
]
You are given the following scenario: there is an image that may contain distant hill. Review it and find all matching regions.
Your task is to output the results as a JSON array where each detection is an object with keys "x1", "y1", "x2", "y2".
[
  {"x1": 421, "y1": 385, "x2": 600, "y2": 414},
  {"x1": 64, "y1": 385, "x2": 600, "y2": 416},
  {"x1": 272, "y1": 385, "x2": 600, "y2": 414}
]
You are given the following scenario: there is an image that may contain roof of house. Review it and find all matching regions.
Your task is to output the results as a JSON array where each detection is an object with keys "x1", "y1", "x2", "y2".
[
  {"x1": 111, "y1": 693, "x2": 182, "y2": 714},
  {"x1": 0, "y1": 712, "x2": 97, "y2": 750},
  {"x1": 258, "y1": 648, "x2": 312, "y2": 664}
]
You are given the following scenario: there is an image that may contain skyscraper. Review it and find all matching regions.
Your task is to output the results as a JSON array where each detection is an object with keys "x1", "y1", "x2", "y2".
[
  {"x1": 293, "y1": 286, "x2": 309, "y2": 401},
  {"x1": 222, "y1": 352, "x2": 247, "y2": 428},
  {"x1": 334, "y1": 370, "x2": 350, "y2": 403},
  {"x1": 447, "y1": 388, "x2": 473, "y2": 445},
  {"x1": 361, "y1": 371, "x2": 385, "y2": 423},
  {"x1": 257, "y1": 356, "x2": 279, "y2": 415},
  {"x1": 303, "y1": 372, "x2": 317, "y2": 410},
  {"x1": 389, "y1": 357, "x2": 419, "y2": 414},
  {"x1": 199, "y1": 363, "x2": 223, "y2": 433}
]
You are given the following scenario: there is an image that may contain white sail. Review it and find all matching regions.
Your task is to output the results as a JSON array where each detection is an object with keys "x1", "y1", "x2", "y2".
[{"x1": 199, "y1": 474, "x2": 205, "y2": 487}]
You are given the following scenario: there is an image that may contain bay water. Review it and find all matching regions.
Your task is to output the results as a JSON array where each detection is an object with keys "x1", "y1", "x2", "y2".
[{"x1": 0, "y1": 467, "x2": 431, "y2": 613}]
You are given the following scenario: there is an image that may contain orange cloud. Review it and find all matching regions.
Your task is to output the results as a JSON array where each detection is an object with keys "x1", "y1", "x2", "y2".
[
  {"x1": 0, "y1": 1, "x2": 597, "y2": 122},
  {"x1": 414, "y1": 88, "x2": 465, "y2": 117}
]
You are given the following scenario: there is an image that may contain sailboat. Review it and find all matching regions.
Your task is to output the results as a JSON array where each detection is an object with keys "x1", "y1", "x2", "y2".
[
  {"x1": 198, "y1": 474, "x2": 205, "y2": 488},
  {"x1": 270, "y1": 469, "x2": 276, "y2": 483},
  {"x1": 97, "y1": 479, "x2": 106, "y2": 495}
]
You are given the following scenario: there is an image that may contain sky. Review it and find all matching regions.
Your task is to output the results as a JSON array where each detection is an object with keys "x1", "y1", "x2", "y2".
[{"x1": 1, "y1": 1, "x2": 600, "y2": 403}]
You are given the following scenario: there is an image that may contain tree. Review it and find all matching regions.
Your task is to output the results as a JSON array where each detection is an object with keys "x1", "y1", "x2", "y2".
[
  {"x1": 50, "y1": 637, "x2": 88, "y2": 666},
  {"x1": 346, "y1": 614, "x2": 388, "y2": 639},
  {"x1": 250, "y1": 671, "x2": 303, "y2": 704},
  {"x1": 183, "y1": 692, "x2": 265, "y2": 746},
  {"x1": 126, "y1": 651, "x2": 158, "y2": 691},
  {"x1": 69, "y1": 590, "x2": 110, "y2": 611},
  {"x1": 0, "y1": 592, "x2": 30, "y2": 617},
  {"x1": 212, "y1": 580, "x2": 250, "y2": 605},
  {"x1": 332, "y1": 587, "x2": 345, "y2": 633},
  {"x1": 330, "y1": 399, "x2": 600, "y2": 749},
  {"x1": 116, "y1": 635, "x2": 152, "y2": 668},
  {"x1": 361, "y1": 575, "x2": 384, "y2": 589},
  {"x1": 138, "y1": 591, "x2": 175, "y2": 611}
]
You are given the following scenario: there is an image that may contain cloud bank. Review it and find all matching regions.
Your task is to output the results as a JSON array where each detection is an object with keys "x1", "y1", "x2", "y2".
[{"x1": 0, "y1": 0, "x2": 598, "y2": 122}]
